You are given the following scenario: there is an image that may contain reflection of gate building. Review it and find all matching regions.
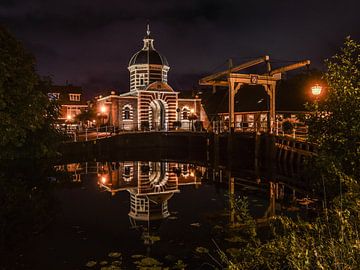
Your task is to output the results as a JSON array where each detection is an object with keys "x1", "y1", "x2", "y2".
[
  {"x1": 97, "y1": 161, "x2": 202, "y2": 221},
  {"x1": 96, "y1": 26, "x2": 208, "y2": 131}
]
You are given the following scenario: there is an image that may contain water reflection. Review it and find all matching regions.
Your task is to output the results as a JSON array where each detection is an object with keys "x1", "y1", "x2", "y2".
[
  {"x1": 96, "y1": 161, "x2": 202, "y2": 221},
  {"x1": 57, "y1": 161, "x2": 315, "y2": 222}
]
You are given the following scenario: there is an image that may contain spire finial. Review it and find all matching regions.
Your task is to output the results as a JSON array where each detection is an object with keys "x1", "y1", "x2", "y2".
[{"x1": 146, "y1": 23, "x2": 150, "y2": 36}]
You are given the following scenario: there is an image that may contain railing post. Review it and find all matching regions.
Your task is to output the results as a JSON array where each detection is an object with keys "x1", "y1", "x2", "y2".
[{"x1": 85, "y1": 128, "x2": 88, "y2": 141}]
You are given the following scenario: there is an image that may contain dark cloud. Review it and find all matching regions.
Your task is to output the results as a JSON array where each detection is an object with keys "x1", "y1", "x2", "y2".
[{"x1": 1, "y1": 0, "x2": 359, "y2": 97}]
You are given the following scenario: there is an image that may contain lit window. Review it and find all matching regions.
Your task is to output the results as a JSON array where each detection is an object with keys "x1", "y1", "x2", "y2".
[{"x1": 69, "y1": 94, "x2": 81, "y2": 101}]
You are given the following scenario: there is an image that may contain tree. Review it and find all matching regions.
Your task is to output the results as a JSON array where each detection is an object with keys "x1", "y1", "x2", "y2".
[
  {"x1": 306, "y1": 37, "x2": 360, "y2": 199},
  {"x1": 0, "y1": 26, "x2": 61, "y2": 261},
  {"x1": 0, "y1": 26, "x2": 61, "y2": 160},
  {"x1": 75, "y1": 107, "x2": 96, "y2": 127}
]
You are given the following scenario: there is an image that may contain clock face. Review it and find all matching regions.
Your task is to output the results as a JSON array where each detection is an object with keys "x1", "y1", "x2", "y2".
[{"x1": 250, "y1": 75, "x2": 258, "y2": 84}]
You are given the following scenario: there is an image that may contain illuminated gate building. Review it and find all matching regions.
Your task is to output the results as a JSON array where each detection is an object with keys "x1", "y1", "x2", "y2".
[{"x1": 96, "y1": 26, "x2": 208, "y2": 131}]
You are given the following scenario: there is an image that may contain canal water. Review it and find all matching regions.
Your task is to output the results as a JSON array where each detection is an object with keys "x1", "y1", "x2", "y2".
[{"x1": 18, "y1": 160, "x2": 314, "y2": 269}]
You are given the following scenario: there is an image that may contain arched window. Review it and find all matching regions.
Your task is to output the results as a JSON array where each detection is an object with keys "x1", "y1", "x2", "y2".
[
  {"x1": 123, "y1": 105, "x2": 133, "y2": 120},
  {"x1": 182, "y1": 107, "x2": 190, "y2": 120},
  {"x1": 124, "y1": 107, "x2": 130, "y2": 119}
]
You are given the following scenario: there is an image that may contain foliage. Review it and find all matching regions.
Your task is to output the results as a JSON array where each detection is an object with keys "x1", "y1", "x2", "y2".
[
  {"x1": 282, "y1": 120, "x2": 294, "y2": 134},
  {"x1": 194, "y1": 120, "x2": 203, "y2": 131},
  {"x1": 75, "y1": 107, "x2": 96, "y2": 125},
  {"x1": 305, "y1": 37, "x2": 360, "y2": 194},
  {"x1": 0, "y1": 26, "x2": 62, "y2": 262},
  {"x1": 141, "y1": 121, "x2": 150, "y2": 130},
  {"x1": 172, "y1": 120, "x2": 182, "y2": 128},
  {"x1": 0, "y1": 26, "x2": 62, "y2": 160}
]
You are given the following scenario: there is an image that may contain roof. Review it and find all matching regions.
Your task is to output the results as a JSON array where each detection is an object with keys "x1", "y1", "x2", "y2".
[
  {"x1": 129, "y1": 49, "x2": 168, "y2": 66},
  {"x1": 128, "y1": 26, "x2": 168, "y2": 67},
  {"x1": 49, "y1": 85, "x2": 83, "y2": 94},
  {"x1": 144, "y1": 81, "x2": 174, "y2": 92},
  {"x1": 48, "y1": 85, "x2": 87, "y2": 105}
]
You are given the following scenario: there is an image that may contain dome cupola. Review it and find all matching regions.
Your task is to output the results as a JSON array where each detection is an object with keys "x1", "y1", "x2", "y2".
[{"x1": 128, "y1": 25, "x2": 170, "y2": 92}]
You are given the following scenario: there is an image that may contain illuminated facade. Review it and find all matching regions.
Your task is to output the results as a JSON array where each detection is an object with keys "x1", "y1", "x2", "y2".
[
  {"x1": 96, "y1": 26, "x2": 208, "y2": 131},
  {"x1": 47, "y1": 85, "x2": 88, "y2": 122}
]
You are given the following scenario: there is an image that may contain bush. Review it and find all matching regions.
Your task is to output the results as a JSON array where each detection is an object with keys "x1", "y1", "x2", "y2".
[
  {"x1": 141, "y1": 121, "x2": 149, "y2": 131},
  {"x1": 282, "y1": 120, "x2": 294, "y2": 134},
  {"x1": 194, "y1": 120, "x2": 203, "y2": 131},
  {"x1": 172, "y1": 121, "x2": 182, "y2": 128}
]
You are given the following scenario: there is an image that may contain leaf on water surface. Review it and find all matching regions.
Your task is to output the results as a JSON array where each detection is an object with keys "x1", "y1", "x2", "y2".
[
  {"x1": 213, "y1": 225, "x2": 223, "y2": 230},
  {"x1": 147, "y1": 235, "x2": 161, "y2": 242},
  {"x1": 111, "y1": 260, "x2": 122, "y2": 266},
  {"x1": 211, "y1": 198, "x2": 216, "y2": 201},
  {"x1": 172, "y1": 260, "x2": 187, "y2": 269},
  {"x1": 168, "y1": 216, "x2": 178, "y2": 220},
  {"x1": 190, "y1": 222, "x2": 201, "y2": 227},
  {"x1": 101, "y1": 266, "x2": 121, "y2": 270},
  {"x1": 100, "y1": 261, "x2": 108, "y2": 265},
  {"x1": 85, "y1": 260, "x2": 97, "y2": 267},
  {"x1": 134, "y1": 257, "x2": 162, "y2": 267},
  {"x1": 108, "y1": 252, "x2": 122, "y2": 258},
  {"x1": 195, "y1": 247, "x2": 209, "y2": 254},
  {"x1": 132, "y1": 254, "x2": 145, "y2": 259}
]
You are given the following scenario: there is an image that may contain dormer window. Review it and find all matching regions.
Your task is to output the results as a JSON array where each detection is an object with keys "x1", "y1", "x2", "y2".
[
  {"x1": 69, "y1": 94, "x2": 81, "y2": 101},
  {"x1": 48, "y1": 93, "x2": 60, "y2": 100}
]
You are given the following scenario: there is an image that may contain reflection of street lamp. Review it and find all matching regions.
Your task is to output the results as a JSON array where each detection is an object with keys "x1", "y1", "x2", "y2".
[{"x1": 311, "y1": 84, "x2": 322, "y2": 96}]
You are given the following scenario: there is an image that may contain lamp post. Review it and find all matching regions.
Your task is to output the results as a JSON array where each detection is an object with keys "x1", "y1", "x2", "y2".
[
  {"x1": 189, "y1": 109, "x2": 197, "y2": 131},
  {"x1": 100, "y1": 105, "x2": 107, "y2": 126},
  {"x1": 66, "y1": 114, "x2": 73, "y2": 131}
]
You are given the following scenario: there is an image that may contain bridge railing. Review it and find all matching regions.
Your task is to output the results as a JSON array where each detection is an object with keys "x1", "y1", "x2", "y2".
[
  {"x1": 211, "y1": 120, "x2": 309, "y2": 140},
  {"x1": 62, "y1": 120, "x2": 207, "y2": 142}
]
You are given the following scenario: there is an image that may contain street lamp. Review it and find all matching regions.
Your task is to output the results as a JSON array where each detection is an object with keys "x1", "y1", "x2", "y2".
[
  {"x1": 99, "y1": 105, "x2": 107, "y2": 126},
  {"x1": 100, "y1": 105, "x2": 107, "y2": 114},
  {"x1": 311, "y1": 84, "x2": 322, "y2": 96}
]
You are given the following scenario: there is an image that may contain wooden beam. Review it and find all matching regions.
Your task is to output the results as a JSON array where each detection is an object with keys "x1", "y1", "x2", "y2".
[
  {"x1": 268, "y1": 60, "x2": 310, "y2": 76},
  {"x1": 199, "y1": 81, "x2": 228, "y2": 86},
  {"x1": 199, "y1": 56, "x2": 269, "y2": 84},
  {"x1": 229, "y1": 73, "x2": 280, "y2": 82}
]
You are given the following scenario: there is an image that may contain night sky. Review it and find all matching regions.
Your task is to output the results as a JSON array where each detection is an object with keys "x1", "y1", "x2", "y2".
[{"x1": 1, "y1": 0, "x2": 359, "y2": 98}]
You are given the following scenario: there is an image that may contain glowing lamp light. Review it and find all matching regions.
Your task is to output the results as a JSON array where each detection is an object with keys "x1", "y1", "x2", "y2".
[
  {"x1": 66, "y1": 115, "x2": 72, "y2": 121},
  {"x1": 100, "y1": 105, "x2": 107, "y2": 113},
  {"x1": 311, "y1": 84, "x2": 322, "y2": 96},
  {"x1": 101, "y1": 176, "x2": 107, "y2": 184},
  {"x1": 190, "y1": 109, "x2": 195, "y2": 114}
]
